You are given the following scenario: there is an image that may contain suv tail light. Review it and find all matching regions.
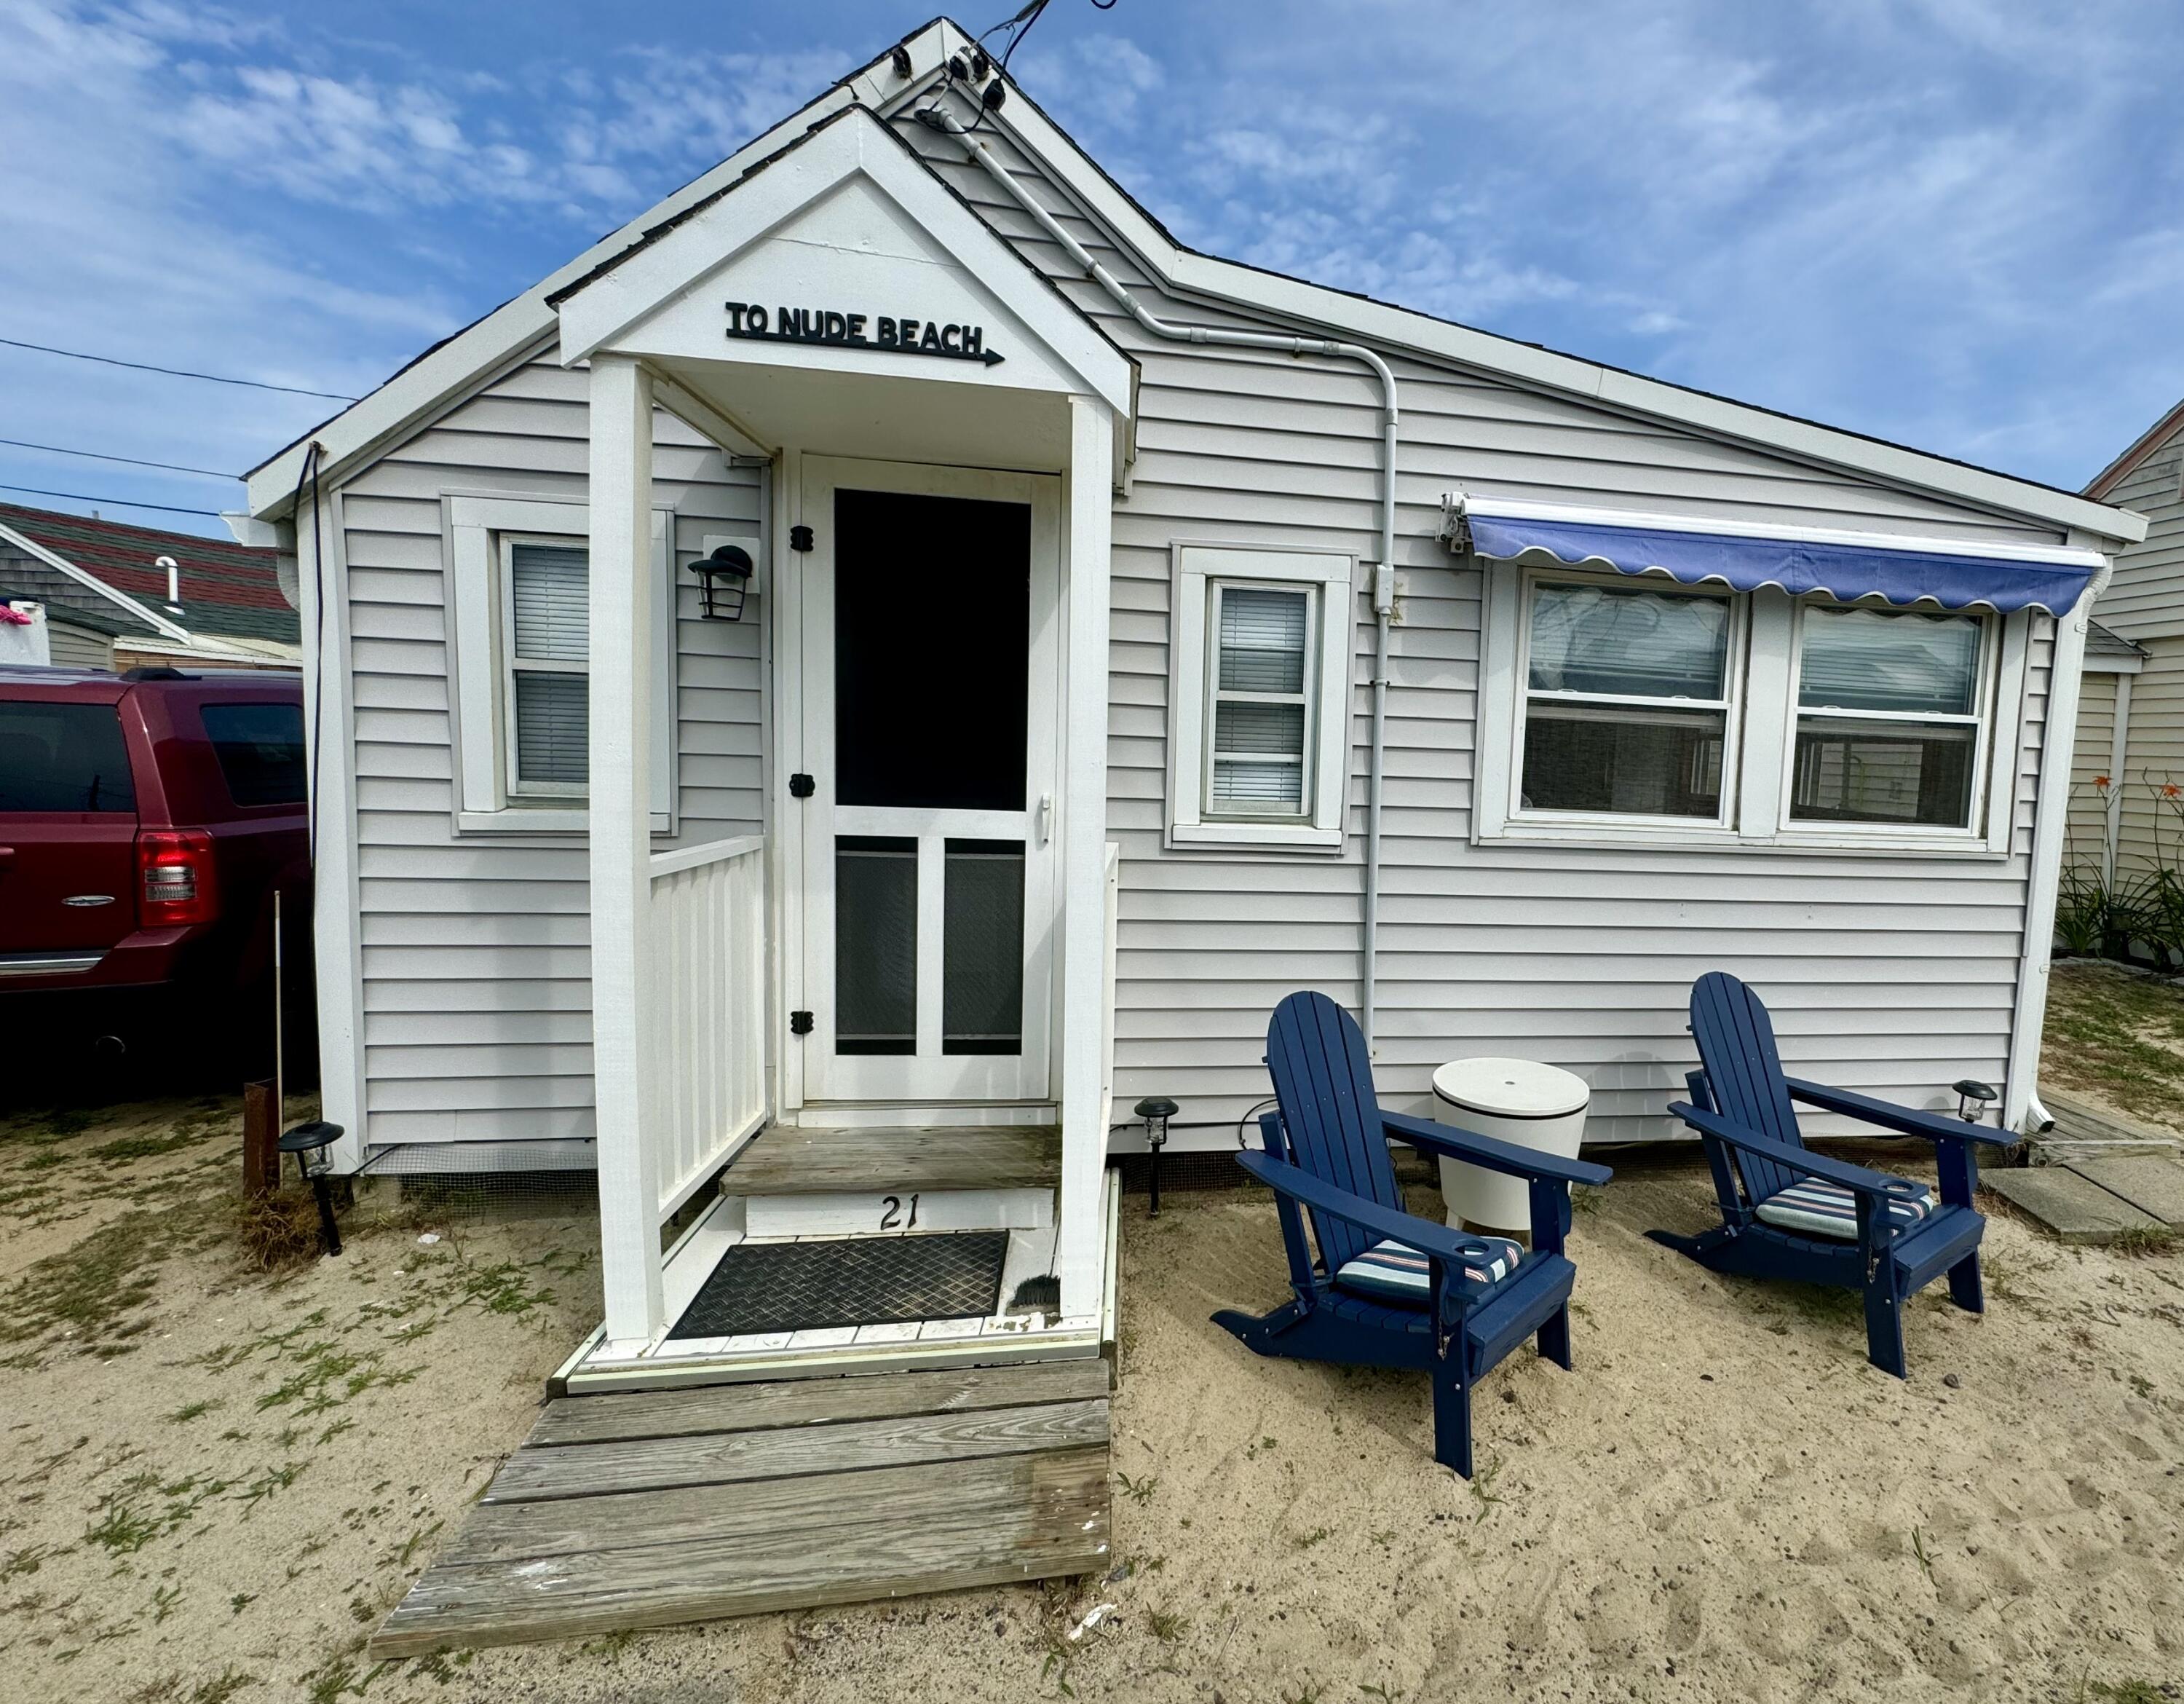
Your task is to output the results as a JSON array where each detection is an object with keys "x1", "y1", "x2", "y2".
[{"x1": 137, "y1": 829, "x2": 219, "y2": 927}]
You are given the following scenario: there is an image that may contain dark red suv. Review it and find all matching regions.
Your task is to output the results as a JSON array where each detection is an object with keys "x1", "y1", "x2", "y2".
[{"x1": 0, "y1": 666, "x2": 312, "y2": 1075}]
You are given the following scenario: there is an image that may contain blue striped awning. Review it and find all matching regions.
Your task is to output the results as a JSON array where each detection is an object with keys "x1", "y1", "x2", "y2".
[{"x1": 1447, "y1": 494, "x2": 2102, "y2": 617}]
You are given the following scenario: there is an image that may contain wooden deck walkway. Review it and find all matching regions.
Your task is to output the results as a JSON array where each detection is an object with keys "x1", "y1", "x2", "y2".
[
  {"x1": 723, "y1": 1124, "x2": 1061, "y2": 1194},
  {"x1": 370, "y1": 1357, "x2": 1111, "y2": 1657}
]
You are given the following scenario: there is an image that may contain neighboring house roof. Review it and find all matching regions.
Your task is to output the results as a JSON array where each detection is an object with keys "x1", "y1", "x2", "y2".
[
  {"x1": 245, "y1": 17, "x2": 2143, "y2": 548},
  {"x1": 2086, "y1": 620, "x2": 2150, "y2": 660},
  {"x1": 0, "y1": 584, "x2": 135, "y2": 636},
  {"x1": 0, "y1": 551, "x2": 164, "y2": 637},
  {"x1": 2084, "y1": 398, "x2": 2184, "y2": 502},
  {"x1": 0, "y1": 502, "x2": 296, "y2": 647}
]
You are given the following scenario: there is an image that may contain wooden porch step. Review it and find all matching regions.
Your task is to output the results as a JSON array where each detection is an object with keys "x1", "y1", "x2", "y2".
[
  {"x1": 368, "y1": 1357, "x2": 1109, "y2": 1657},
  {"x1": 722, "y1": 1124, "x2": 1061, "y2": 1194}
]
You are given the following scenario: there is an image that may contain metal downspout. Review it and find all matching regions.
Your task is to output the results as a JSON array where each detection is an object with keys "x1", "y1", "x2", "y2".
[
  {"x1": 928, "y1": 111, "x2": 1402, "y2": 1048},
  {"x1": 2015, "y1": 556, "x2": 2114, "y2": 1135}
]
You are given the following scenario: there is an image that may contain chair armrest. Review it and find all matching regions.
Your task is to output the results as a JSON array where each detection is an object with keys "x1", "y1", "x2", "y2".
[
  {"x1": 1783, "y1": 1078, "x2": 2014, "y2": 1148},
  {"x1": 1235, "y1": 1150, "x2": 1507, "y2": 1269},
  {"x1": 1669, "y1": 1103, "x2": 1931, "y2": 1205},
  {"x1": 1382, "y1": 1109, "x2": 1614, "y2": 1188}
]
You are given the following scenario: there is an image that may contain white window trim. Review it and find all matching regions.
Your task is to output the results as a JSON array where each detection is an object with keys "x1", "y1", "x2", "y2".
[
  {"x1": 1167, "y1": 543, "x2": 1353, "y2": 853},
  {"x1": 500, "y1": 532, "x2": 590, "y2": 800},
  {"x1": 1509, "y1": 569, "x2": 1745, "y2": 835},
  {"x1": 1474, "y1": 559, "x2": 2027, "y2": 858},
  {"x1": 446, "y1": 492, "x2": 676, "y2": 836}
]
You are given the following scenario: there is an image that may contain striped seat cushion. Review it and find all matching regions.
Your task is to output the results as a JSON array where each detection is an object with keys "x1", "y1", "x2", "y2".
[
  {"x1": 1754, "y1": 1176, "x2": 1935, "y2": 1240},
  {"x1": 1332, "y1": 1234, "x2": 1524, "y2": 1306}
]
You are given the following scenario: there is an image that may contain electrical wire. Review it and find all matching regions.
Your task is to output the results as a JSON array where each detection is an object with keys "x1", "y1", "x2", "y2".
[
  {"x1": 955, "y1": 0, "x2": 1056, "y2": 138},
  {"x1": 293, "y1": 441, "x2": 326, "y2": 868},
  {"x1": 0, "y1": 438, "x2": 238, "y2": 481},
  {"x1": 0, "y1": 336, "x2": 358, "y2": 401},
  {"x1": 0, "y1": 481, "x2": 223, "y2": 517}
]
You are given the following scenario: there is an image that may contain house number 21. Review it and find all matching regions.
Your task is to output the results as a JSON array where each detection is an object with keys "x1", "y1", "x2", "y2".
[{"x1": 879, "y1": 1194, "x2": 920, "y2": 1231}]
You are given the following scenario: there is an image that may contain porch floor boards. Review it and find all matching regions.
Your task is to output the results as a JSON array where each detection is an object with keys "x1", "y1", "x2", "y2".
[
  {"x1": 367, "y1": 1357, "x2": 1112, "y2": 1658},
  {"x1": 723, "y1": 1124, "x2": 1061, "y2": 1194}
]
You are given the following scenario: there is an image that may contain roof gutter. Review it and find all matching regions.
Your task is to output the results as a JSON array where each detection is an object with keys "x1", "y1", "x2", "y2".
[{"x1": 922, "y1": 106, "x2": 1404, "y2": 1051}]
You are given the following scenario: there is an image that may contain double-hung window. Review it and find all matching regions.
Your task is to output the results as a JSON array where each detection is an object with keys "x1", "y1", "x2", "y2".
[
  {"x1": 1520, "y1": 580, "x2": 1736, "y2": 823},
  {"x1": 1168, "y1": 545, "x2": 1353, "y2": 851},
  {"x1": 1789, "y1": 605, "x2": 1987, "y2": 829},
  {"x1": 1478, "y1": 559, "x2": 2020, "y2": 852},
  {"x1": 1206, "y1": 583, "x2": 1317, "y2": 817},
  {"x1": 502, "y1": 539, "x2": 590, "y2": 797},
  {"x1": 447, "y1": 493, "x2": 678, "y2": 834}
]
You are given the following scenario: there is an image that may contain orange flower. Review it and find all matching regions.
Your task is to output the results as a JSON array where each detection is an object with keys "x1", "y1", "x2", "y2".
[
  {"x1": 2094, "y1": 775, "x2": 2112, "y2": 788},
  {"x1": 2165, "y1": 784, "x2": 2180, "y2": 799}
]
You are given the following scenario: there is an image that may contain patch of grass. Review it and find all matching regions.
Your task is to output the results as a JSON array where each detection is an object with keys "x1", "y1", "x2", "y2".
[
  {"x1": 2084, "y1": 1681, "x2": 2170, "y2": 1704},
  {"x1": 1146, "y1": 1609, "x2": 1189, "y2": 1644},
  {"x1": 151, "y1": 1581, "x2": 183, "y2": 1624},
  {"x1": 1293, "y1": 1526, "x2": 1331, "y2": 1551},
  {"x1": 87, "y1": 1472, "x2": 232, "y2": 1554},
  {"x1": 1911, "y1": 1526, "x2": 1935, "y2": 1584},
  {"x1": 1, "y1": 1544, "x2": 52, "y2": 1580},
  {"x1": 1282, "y1": 1681, "x2": 1326, "y2": 1704},
  {"x1": 1469, "y1": 1456, "x2": 1505, "y2": 1523},
  {"x1": 2043, "y1": 962, "x2": 2184, "y2": 1127},
  {"x1": 0, "y1": 1211, "x2": 178, "y2": 1356},
  {"x1": 90, "y1": 1126, "x2": 213, "y2": 1164},
  {"x1": 229, "y1": 1593, "x2": 255, "y2": 1616},
  {"x1": 165, "y1": 1400, "x2": 220, "y2": 1425},
  {"x1": 1360, "y1": 1687, "x2": 1406, "y2": 1703},
  {"x1": 579, "y1": 1628, "x2": 638, "y2": 1658},
  {"x1": 234, "y1": 1462, "x2": 306, "y2": 1513},
  {"x1": 1246, "y1": 1435, "x2": 1278, "y2": 1460},
  {"x1": 1116, "y1": 1472, "x2": 1158, "y2": 1505},
  {"x1": 188, "y1": 1671, "x2": 257, "y2": 1704},
  {"x1": 2109, "y1": 1225, "x2": 2180, "y2": 1258}
]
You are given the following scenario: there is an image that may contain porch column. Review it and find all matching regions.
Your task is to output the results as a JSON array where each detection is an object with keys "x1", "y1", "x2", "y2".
[
  {"x1": 1056, "y1": 393, "x2": 1115, "y2": 1320},
  {"x1": 588, "y1": 354, "x2": 663, "y2": 1350}
]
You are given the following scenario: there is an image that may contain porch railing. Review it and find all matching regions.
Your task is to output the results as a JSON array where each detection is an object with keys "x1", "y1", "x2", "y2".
[{"x1": 645, "y1": 833, "x2": 768, "y2": 1220}]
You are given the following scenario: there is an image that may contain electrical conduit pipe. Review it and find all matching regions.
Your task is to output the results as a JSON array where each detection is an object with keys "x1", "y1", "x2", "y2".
[{"x1": 925, "y1": 109, "x2": 1402, "y2": 1048}]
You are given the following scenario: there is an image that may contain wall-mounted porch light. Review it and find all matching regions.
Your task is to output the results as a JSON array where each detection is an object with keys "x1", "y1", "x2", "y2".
[{"x1": 692, "y1": 544, "x2": 754, "y2": 622}]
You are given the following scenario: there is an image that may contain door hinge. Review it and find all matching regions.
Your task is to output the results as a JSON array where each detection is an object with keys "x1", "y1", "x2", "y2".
[
  {"x1": 789, "y1": 524, "x2": 814, "y2": 552},
  {"x1": 789, "y1": 773, "x2": 815, "y2": 799},
  {"x1": 789, "y1": 1010, "x2": 815, "y2": 1036}
]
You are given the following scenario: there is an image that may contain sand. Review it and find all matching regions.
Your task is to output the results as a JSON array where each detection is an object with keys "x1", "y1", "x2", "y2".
[{"x1": 2, "y1": 1098, "x2": 2180, "y2": 1703}]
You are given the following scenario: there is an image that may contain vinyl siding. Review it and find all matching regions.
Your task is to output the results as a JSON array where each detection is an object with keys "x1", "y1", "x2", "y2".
[
  {"x1": 2082, "y1": 422, "x2": 2184, "y2": 886},
  {"x1": 341, "y1": 344, "x2": 764, "y2": 1146},
  {"x1": 2065, "y1": 670, "x2": 2118, "y2": 876},
  {"x1": 2090, "y1": 432, "x2": 2184, "y2": 641},
  {"x1": 333, "y1": 108, "x2": 2078, "y2": 1157},
  {"x1": 898, "y1": 109, "x2": 2065, "y2": 1143},
  {"x1": 2105, "y1": 636, "x2": 2184, "y2": 883}
]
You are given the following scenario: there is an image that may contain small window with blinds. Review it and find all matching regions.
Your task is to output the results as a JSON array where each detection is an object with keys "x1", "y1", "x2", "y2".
[
  {"x1": 501, "y1": 537, "x2": 590, "y2": 796},
  {"x1": 1788, "y1": 604, "x2": 1989, "y2": 829},
  {"x1": 1168, "y1": 545, "x2": 1352, "y2": 851},
  {"x1": 1205, "y1": 583, "x2": 1316, "y2": 818}
]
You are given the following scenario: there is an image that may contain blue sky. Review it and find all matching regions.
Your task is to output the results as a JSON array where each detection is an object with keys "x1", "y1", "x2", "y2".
[{"x1": 2, "y1": 0, "x2": 2180, "y2": 539}]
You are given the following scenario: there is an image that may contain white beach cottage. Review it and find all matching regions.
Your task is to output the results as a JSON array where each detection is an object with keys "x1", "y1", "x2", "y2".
[{"x1": 242, "y1": 20, "x2": 2142, "y2": 1416}]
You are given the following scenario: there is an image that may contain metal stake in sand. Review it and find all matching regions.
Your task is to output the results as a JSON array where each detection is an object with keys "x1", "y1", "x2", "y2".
[{"x1": 271, "y1": 887, "x2": 347, "y2": 1256}]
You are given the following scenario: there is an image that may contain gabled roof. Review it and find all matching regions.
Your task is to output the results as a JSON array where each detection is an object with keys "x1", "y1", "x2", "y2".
[
  {"x1": 2084, "y1": 398, "x2": 2184, "y2": 502},
  {"x1": 0, "y1": 502, "x2": 296, "y2": 645},
  {"x1": 246, "y1": 16, "x2": 2143, "y2": 548}
]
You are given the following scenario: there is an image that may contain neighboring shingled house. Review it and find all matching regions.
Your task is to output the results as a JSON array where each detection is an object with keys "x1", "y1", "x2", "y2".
[
  {"x1": 2076, "y1": 402, "x2": 2184, "y2": 883},
  {"x1": 0, "y1": 500, "x2": 298, "y2": 671}
]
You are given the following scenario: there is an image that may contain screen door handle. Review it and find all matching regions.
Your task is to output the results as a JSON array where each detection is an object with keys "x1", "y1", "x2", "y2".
[{"x1": 1035, "y1": 793, "x2": 1053, "y2": 845}]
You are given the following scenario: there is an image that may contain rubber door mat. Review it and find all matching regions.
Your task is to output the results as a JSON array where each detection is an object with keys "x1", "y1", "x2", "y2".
[{"x1": 666, "y1": 1231, "x2": 1010, "y2": 1339}]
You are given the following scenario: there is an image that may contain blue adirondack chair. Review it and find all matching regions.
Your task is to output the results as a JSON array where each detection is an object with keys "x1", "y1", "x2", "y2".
[
  {"x1": 1212, "y1": 991, "x2": 1614, "y2": 1478},
  {"x1": 1648, "y1": 971, "x2": 2013, "y2": 1378}
]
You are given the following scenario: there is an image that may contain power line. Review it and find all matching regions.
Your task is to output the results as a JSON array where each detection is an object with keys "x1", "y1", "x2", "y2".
[
  {"x1": 0, "y1": 482, "x2": 223, "y2": 518},
  {"x1": 0, "y1": 336, "x2": 358, "y2": 402},
  {"x1": 0, "y1": 437, "x2": 238, "y2": 481}
]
